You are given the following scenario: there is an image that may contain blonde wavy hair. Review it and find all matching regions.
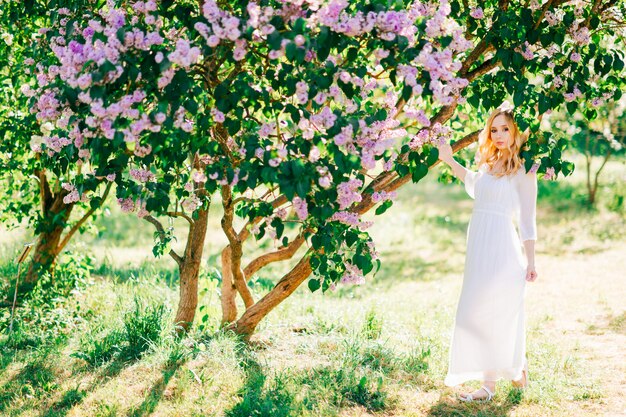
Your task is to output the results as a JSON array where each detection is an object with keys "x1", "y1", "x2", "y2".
[{"x1": 475, "y1": 108, "x2": 528, "y2": 177}]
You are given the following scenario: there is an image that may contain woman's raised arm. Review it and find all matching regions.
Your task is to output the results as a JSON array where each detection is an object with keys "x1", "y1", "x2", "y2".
[{"x1": 436, "y1": 142, "x2": 470, "y2": 183}]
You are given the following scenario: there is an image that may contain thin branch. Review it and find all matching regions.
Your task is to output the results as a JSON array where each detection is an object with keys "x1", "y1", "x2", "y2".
[
  {"x1": 593, "y1": 147, "x2": 612, "y2": 196},
  {"x1": 353, "y1": 130, "x2": 481, "y2": 216},
  {"x1": 144, "y1": 215, "x2": 183, "y2": 267},
  {"x1": 243, "y1": 234, "x2": 307, "y2": 278},
  {"x1": 232, "y1": 196, "x2": 256, "y2": 206},
  {"x1": 465, "y1": 55, "x2": 500, "y2": 82},
  {"x1": 57, "y1": 182, "x2": 113, "y2": 253},
  {"x1": 533, "y1": 0, "x2": 555, "y2": 30},
  {"x1": 166, "y1": 211, "x2": 194, "y2": 225},
  {"x1": 228, "y1": 250, "x2": 313, "y2": 336}
]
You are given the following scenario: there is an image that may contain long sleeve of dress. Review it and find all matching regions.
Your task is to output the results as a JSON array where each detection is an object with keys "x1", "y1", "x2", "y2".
[
  {"x1": 464, "y1": 170, "x2": 480, "y2": 199},
  {"x1": 516, "y1": 170, "x2": 537, "y2": 242}
]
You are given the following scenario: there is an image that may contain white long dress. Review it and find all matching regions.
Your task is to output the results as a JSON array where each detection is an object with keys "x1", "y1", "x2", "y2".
[{"x1": 444, "y1": 165, "x2": 537, "y2": 386}]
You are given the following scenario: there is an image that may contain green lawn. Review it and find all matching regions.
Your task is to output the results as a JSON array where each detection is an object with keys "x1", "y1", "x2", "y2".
[{"x1": 0, "y1": 156, "x2": 624, "y2": 417}]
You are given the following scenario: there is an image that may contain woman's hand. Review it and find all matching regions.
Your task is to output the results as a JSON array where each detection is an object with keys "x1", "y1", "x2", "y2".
[
  {"x1": 436, "y1": 141, "x2": 454, "y2": 164},
  {"x1": 525, "y1": 265, "x2": 538, "y2": 282}
]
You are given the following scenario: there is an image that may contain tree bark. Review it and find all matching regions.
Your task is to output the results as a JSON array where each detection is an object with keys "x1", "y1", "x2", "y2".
[
  {"x1": 220, "y1": 245, "x2": 238, "y2": 325},
  {"x1": 228, "y1": 254, "x2": 313, "y2": 339},
  {"x1": 173, "y1": 206, "x2": 209, "y2": 333}
]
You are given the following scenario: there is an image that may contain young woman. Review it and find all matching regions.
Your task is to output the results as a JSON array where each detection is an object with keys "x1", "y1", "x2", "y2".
[{"x1": 437, "y1": 107, "x2": 538, "y2": 402}]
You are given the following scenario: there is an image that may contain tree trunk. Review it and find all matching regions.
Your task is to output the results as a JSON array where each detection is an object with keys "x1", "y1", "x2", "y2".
[
  {"x1": 173, "y1": 206, "x2": 209, "y2": 333},
  {"x1": 228, "y1": 254, "x2": 312, "y2": 339},
  {"x1": 220, "y1": 246, "x2": 238, "y2": 325},
  {"x1": 22, "y1": 195, "x2": 74, "y2": 289}
]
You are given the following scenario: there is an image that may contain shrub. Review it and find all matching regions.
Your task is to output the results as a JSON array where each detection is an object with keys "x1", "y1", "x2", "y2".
[
  {"x1": 123, "y1": 298, "x2": 167, "y2": 360},
  {"x1": 72, "y1": 329, "x2": 125, "y2": 367},
  {"x1": 72, "y1": 298, "x2": 168, "y2": 366}
]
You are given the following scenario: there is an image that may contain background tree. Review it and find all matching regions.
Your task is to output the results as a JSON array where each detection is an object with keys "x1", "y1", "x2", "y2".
[
  {"x1": 552, "y1": 97, "x2": 626, "y2": 206},
  {"x1": 13, "y1": 0, "x2": 626, "y2": 339},
  {"x1": 0, "y1": 0, "x2": 112, "y2": 291}
]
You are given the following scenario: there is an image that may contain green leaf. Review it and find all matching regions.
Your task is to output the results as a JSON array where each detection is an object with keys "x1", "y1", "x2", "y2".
[
  {"x1": 286, "y1": 42, "x2": 297, "y2": 61},
  {"x1": 267, "y1": 30, "x2": 282, "y2": 50},
  {"x1": 317, "y1": 27, "x2": 331, "y2": 61},
  {"x1": 467, "y1": 93, "x2": 480, "y2": 108},
  {"x1": 538, "y1": 94, "x2": 550, "y2": 114},
  {"x1": 566, "y1": 101, "x2": 577, "y2": 115},
  {"x1": 426, "y1": 147, "x2": 439, "y2": 166},
  {"x1": 513, "y1": 89, "x2": 524, "y2": 107},
  {"x1": 401, "y1": 84, "x2": 412, "y2": 102},
  {"x1": 561, "y1": 161, "x2": 575, "y2": 176},
  {"x1": 375, "y1": 199, "x2": 393, "y2": 215},
  {"x1": 345, "y1": 230, "x2": 358, "y2": 247},
  {"x1": 308, "y1": 279, "x2": 321, "y2": 292},
  {"x1": 411, "y1": 163, "x2": 428, "y2": 183}
]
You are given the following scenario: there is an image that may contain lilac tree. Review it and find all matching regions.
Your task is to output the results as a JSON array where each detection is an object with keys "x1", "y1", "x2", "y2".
[
  {"x1": 11, "y1": 0, "x2": 626, "y2": 337},
  {"x1": 0, "y1": 0, "x2": 110, "y2": 291}
]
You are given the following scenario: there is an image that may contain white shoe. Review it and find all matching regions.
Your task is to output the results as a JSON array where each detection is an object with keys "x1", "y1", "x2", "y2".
[{"x1": 459, "y1": 385, "x2": 494, "y2": 403}]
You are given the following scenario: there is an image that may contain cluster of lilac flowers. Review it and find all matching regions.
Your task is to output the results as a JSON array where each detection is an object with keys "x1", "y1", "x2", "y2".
[
  {"x1": 409, "y1": 122, "x2": 452, "y2": 149},
  {"x1": 168, "y1": 39, "x2": 201, "y2": 68},
  {"x1": 62, "y1": 183, "x2": 81, "y2": 204},
  {"x1": 404, "y1": 107, "x2": 431, "y2": 127},
  {"x1": 569, "y1": 25, "x2": 590, "y2": 46},
  {"x1": 310, "y1": 106, "x2": 338, "y2": 130},
  {"x1": 295, "y1": 81, "x2": 309, "y2": 105},
  {"x1": 355, "y1": 117, "x2": 406, "y2": 170},
  {"x1": 515, "y1": 42, "x2": 535, "y2": 60},
  {"x1": 340, "y1": 262, "x2": 365, "y2": 285},
  {"x1": 292, "y1": 197, "x2": 309, "y2": 220},
  {"x1": 314, "y1": 0, "x2": 431, "y2": 42},
  {"x1": 544, "y1": 10, "x2": 562, "y2": 26},
  {"x1": 469, "y1": 7, "x2": 484, "y2": 19},
  {"x1": 563, "y1": 86, "x2": 583, "y2": 102},
  {"x1": 130, "y1": 168, "x2": 156, "y2": 183},
  {"x1": 336, "y1": 178, "x2": 363, "y2": 210},
  {"x1": 117, "y1": 197, "x2": 149, "y2": 217},
  {"x1": 416, "y1": 42, "x2": 469, "y2": 105},
  {"x1": 371, "y1": 190, "x2": 397, "y2": 203},
  {"x1": 330, "y1": 211, "x2": 373, "y2": 231},
  {"x1": 182, "y1": 194, "x2": 201, "y2": 212}
]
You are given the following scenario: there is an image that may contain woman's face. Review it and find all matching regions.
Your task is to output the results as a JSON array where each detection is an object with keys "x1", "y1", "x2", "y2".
[{"x1": 490, "y1": 114, "x2": 513, "y2": 150}]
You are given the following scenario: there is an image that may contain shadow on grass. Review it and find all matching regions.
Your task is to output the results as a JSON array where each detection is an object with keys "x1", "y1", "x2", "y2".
[
  {"x1": 0, "y1": 340, "x2": 17, "y2": 376},
  {"x1": 0, "y1": 356, "x2": 57, "y2": 413},
  {"x1": 297, "y1": 367, "x2": 389, "y2": 414},
  {"x1": 225, "y1": 350, "x2": 296, "y2": 417},
  {"x1": 126, "y1": 350, "x2": 188, "y2": 417},
  {"x1": 0, "y1": 342, "x2": 94, "y2": 417},
  {"x1": 427, "y1": 387, "x2": 525, "y2": 417},
  {"x1": 41, "y1": 385, "x2": 89, "y2": 417},
  {"x1": 0, "y1": 338, "x2": 101, "y2": 417}
]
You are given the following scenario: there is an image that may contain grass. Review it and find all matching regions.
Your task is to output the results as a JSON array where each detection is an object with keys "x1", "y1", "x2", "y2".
[{"x1": 0, "y1": 155, "x2": 624, "y2": 416}]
